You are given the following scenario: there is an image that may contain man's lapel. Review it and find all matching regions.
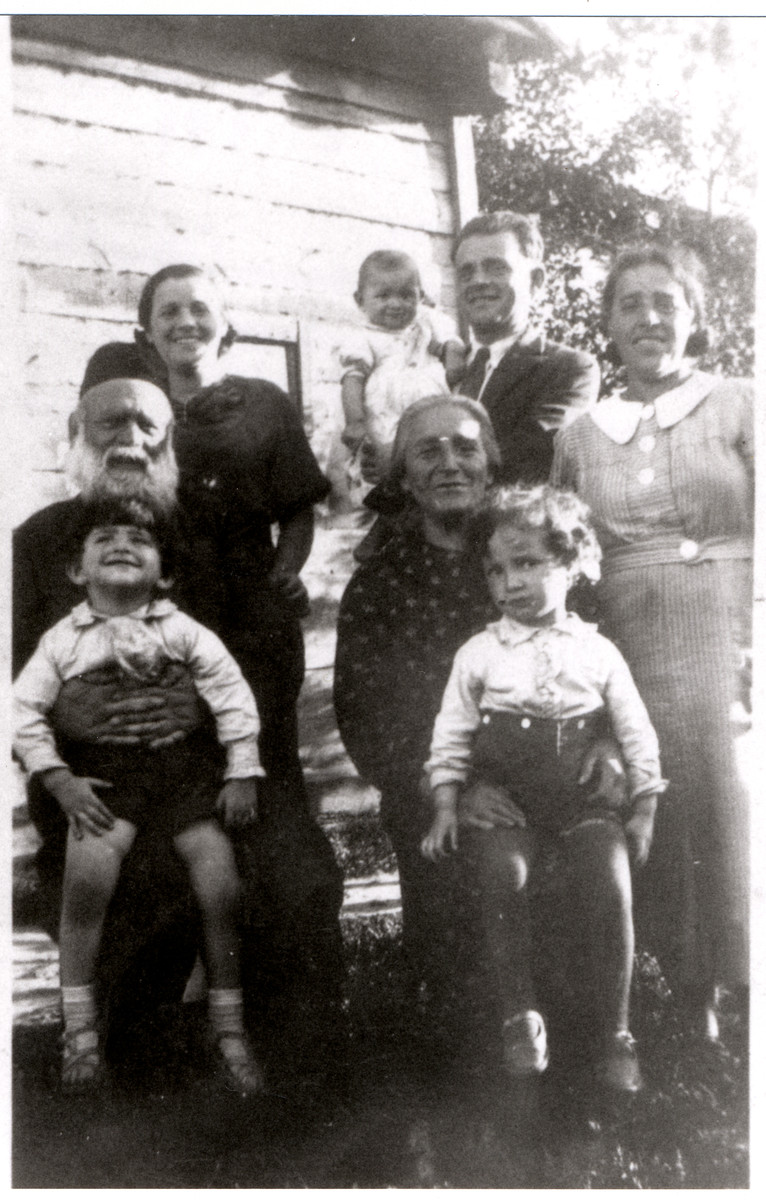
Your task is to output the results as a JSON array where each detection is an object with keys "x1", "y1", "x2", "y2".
[{"x1": 480, "y1": 330, "x2": 545, "y2": 427}]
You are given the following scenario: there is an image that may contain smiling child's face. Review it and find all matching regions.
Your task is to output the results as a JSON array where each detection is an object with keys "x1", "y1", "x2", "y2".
[
  {"x1": 483, "y1": 526, "x2": 571, "y2": 628},
  {"x1": 357, "y1": 266, "x2": 421, "y2": 332},
  {"x1": 71, "y1": 524, "x2": 164, "y2": 607}
]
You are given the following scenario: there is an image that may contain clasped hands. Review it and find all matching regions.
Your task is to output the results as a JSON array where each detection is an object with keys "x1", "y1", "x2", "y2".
[{"x1": 51, "y1": 663, "x2": 206, "y2": 750}]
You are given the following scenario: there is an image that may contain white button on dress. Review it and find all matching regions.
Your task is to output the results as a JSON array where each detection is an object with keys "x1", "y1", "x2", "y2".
[
  {"x1": 679, "y1": 539, "x2": 699, "y2": 561},
  {"x1": 640, "y1": 404, "x2": 655, "y2": 421},
  {"x1": 637, "y1": 467, "x2": 655, "y2": 486},
  {"x1": 639, "y1": 435, "x2": 655, "y2": 453}
]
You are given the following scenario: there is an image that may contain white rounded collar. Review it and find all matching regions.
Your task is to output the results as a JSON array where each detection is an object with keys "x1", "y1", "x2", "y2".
[{"x1": 588, "y1": 371, "x2": 718, "y2": 444}]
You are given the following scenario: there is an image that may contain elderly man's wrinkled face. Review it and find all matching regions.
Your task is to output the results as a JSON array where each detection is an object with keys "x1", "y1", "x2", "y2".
[
  {"x1": 68, "y1": 380, "x2": 178, "y2": 511},
  {"x1": 401, "y1": 405, "x2": 490, "y2": 520}
]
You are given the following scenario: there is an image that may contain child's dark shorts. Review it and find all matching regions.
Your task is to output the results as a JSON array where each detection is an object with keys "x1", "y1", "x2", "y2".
[
  {"x1": 470, "y1": 709, "x2": 618, "y2": 836},
  {"x1": 60, "y1": 729, "x2": 226, "y2": 838}
]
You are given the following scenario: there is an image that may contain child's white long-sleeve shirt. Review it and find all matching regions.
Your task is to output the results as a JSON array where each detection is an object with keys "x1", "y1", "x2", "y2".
[
  {"x1": 426, "y1": 612, "x2": 665, "y2": 800},
  {"x1": 14, "y1": 598, "x2": 263, "y2": 780}
]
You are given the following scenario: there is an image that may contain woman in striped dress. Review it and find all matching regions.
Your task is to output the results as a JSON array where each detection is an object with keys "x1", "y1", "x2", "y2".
[{"x1": 552, "y1": 244, "x2": 752, "y2": 1040}]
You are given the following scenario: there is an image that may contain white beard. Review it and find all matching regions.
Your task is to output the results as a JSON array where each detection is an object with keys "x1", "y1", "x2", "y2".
[{"x1": 66, "y1": 433, "x2": 179, "y2": 516}]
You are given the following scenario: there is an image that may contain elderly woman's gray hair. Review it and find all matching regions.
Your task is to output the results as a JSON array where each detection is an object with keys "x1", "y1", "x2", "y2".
[{"x1": 387, "y1": 394, "x2": 501, "y2": 484}]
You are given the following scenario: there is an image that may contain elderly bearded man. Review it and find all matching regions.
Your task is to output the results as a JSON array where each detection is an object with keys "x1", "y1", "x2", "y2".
[{"x1": 13, "y1": 379, "x2": 345, "y2": 1088}]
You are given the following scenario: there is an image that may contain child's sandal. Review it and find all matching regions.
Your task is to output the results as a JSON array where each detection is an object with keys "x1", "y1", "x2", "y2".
[
  {"x1": 61, "y1": 1026, "x2": 103, "y2": 1093},
  {"x1": 213, "y1": 1032, "x2": 266, "y2": 1096}
]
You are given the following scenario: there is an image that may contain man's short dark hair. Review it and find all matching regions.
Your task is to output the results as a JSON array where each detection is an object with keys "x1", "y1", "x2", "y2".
[{"x1": 454, "y1": 211, "x2": 545, "y2": 264}]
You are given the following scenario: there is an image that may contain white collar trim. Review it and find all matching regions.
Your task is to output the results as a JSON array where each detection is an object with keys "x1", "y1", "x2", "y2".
[
  {"x1": 72, "y1": 597, "x2": 177, "y2": 627},
  {"x1": 588, "y1": 371, "x2": 718, "y2": 444},
  {"x1": 490, "y1": 611, "x2": 593, "y2": 646}
]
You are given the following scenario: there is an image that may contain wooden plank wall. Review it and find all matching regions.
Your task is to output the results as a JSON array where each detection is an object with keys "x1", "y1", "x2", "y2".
[{"x1": 10, "y1": 36, "x2": 461, "y2": 526}]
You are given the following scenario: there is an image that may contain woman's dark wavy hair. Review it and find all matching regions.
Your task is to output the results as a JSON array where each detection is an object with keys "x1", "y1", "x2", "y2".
[
  {"x1": 469, "y1": 484, "x2": 602, "y2": 584},
  {"x1": 602, "y1": 242, "x2": 710, "y2": 359},
  {"x1": 66, "y1": 497, "x2": 177, "y2": 581},
  {"x1": 135, "y1": 263, "x2": 238, "y2": 358}
]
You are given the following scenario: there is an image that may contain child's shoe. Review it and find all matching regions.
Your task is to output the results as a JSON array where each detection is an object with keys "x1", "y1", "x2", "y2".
[
  {"x1": 61, "y1": 1025, "x2": 104, "y2": 1093},
  {"x1": 596, "y1": 1030, "x2": 643, "y2": 1093},
  {"x1": 213, "y1": 1031, "x2": 266, "y2": 1097},
  {"x1": 502, "y1": 1010, "x2": 548, "y2": 1076}
]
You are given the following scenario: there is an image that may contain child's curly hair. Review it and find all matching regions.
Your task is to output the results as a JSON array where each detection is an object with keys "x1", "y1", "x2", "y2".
[
  {"x1": 469, "y1": 484, "x2": 602, "y2": 584},
  {"x1": 66, "y1": 497, "x2": 177, "y2": 581}
]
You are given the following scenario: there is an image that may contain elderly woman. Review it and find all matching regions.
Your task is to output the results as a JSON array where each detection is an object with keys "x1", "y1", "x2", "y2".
[
  {"x1": 552, "y1": 243, "x2": 752, "y2": 1039},
  {"x1": 335, "y1": 396, "x2": 498, "y2": 1019},
  {"x1": 334, "y1": 395, "x2": 621, "y2": 1066}
]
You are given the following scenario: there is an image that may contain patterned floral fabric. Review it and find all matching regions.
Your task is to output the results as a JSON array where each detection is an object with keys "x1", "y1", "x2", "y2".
[{"x1": 334, "y1": 524, "x2": 495, "y2": 801}]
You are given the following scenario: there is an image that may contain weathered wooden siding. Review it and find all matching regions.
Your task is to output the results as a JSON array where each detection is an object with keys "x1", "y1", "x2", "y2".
[{"x1": 11, "y1": 35, "x2": 462, "y2": 525}]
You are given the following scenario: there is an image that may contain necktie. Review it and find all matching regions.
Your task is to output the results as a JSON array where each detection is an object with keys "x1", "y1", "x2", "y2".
[{"x1": 460, "y1": 346, "x2": 491, "y2": 399}]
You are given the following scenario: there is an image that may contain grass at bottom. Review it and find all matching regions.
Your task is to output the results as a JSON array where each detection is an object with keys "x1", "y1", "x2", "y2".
[
  {"x1": 13, "y1": 908, "x2": 748, "y2": 1188},
  {"x1": 334, "y1": 916, "x2": 748, "y2": 1189}
]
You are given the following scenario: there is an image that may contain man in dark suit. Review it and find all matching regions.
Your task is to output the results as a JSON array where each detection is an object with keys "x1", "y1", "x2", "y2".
[
  {"x1": 454, "y1": 210, "x2": 599, "y2": 482},
  {"x1": 362, "y1": 211, "x2": 598, "y2": 530}
]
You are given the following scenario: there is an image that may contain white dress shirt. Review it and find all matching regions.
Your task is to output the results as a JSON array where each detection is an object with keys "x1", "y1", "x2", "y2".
[
  {"x1": 14, "y1": 598, "x2": 263, "y2": 780},
  {"x1": 426, "y1": 612, "x2": 664, "y2": 799}
]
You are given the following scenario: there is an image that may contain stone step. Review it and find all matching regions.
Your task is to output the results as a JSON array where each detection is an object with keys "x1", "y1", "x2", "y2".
[{"x1": 12, "y1": 872, "x2": 402, "y2": 1026}]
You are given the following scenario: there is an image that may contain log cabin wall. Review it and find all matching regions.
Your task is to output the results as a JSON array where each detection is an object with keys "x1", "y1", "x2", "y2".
[{"x1": 9, "y1": 23, "x2": 462, "y2": 527}]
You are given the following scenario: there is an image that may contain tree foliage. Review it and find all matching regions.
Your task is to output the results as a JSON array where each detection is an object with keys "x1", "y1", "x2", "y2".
[{"x1": 473, "y1": 18, "x2": 755, "y2": 390}]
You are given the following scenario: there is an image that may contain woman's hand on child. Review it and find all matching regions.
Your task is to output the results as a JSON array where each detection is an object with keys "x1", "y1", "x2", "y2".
[
  {"x1": 421, "y1": 809, "x2": 458, "y2": 861},
  {"x1": 459, "y1": 780, "x2": 527, "y2": 830},
  {"x1": 217, "y1": 777, "x2": 259, "y2": 828},
  {"x1": 41, "y1": 768, "x2": 115, "y2": 840},
  {"x1": 578, "y1": 738, "x2": 629, "y2": 810}
]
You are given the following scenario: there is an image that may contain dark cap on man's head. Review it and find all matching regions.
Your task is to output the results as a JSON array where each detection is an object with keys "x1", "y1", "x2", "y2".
[{"x1": 79, "y1": 343, "x2": 155, "y2": 398}]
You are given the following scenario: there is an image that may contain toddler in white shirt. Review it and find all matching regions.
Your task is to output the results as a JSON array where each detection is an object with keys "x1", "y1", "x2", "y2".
[
  {"x1": 338, "y1": 249, "x2": 466, "y2": 502},
  {"x1": 422, "y1": 484, "x2": 664, "y2": 1093},
  {"x1": 14, "y1": 498, "x2": 265, "y2": 1096}
]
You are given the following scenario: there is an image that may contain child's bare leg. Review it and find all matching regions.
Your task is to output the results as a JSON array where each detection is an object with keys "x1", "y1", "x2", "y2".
[
  {"x1": 174, "y1": 819, "x2": 243, "y2": 986},
  {"x1": 563, "y1": 820, "x2": 634, "y2": 1034},
  {"x1": 464, "y1": 824, "x2": 547, "y2": 1074},
  {"x1": 465, "y1": 825, "x2": 536, "y2": 1014},
  {"x1": 59, "y1": 819, "x2": 136, "y2": 1088},
  {"x1": 59, "y1": 818, "x2": 137, "y2": 985},
  {"x1": 174, "y1": 819, "x2": 264, "y2": 1094},
  {"x1": 563, "y1": 820, "x2": 641, "y2": 1091}
]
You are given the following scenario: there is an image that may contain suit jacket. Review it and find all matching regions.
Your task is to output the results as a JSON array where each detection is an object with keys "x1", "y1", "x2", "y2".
[
  {"x1": 365, "y1": 328, "x2": 599, "y2": 516},
  {"x1": 463, "y1": 328, "x2": 599, "y2": 484}
]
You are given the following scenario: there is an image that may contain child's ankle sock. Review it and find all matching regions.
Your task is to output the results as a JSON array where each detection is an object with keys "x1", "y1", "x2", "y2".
[
  {"x1": 208, "y1": 988, "x2": 264, "y2": 1093},
  {"x1": 208, "y1": 987, "x2": 246, "y2": 1037},
  {"x1": 61, "y1": 983, "x2": 97, "y2": 1033}
]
